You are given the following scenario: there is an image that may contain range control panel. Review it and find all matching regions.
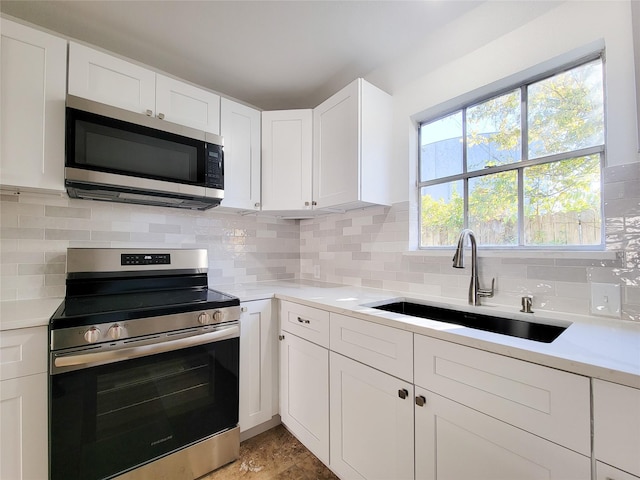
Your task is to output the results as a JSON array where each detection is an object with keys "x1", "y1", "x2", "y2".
[{"x1": 121, "y1": 253, "x2": 171, "y2": 266}]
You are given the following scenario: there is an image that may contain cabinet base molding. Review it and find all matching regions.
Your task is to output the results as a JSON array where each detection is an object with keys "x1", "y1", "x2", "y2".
[{"x1": 240, "y1": 415, "x2": 281, "y2": 442}]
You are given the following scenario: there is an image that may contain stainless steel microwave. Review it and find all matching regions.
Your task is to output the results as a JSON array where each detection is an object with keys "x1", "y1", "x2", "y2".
[{"x1": 65, "y1": 95, "x2": 224, "y2": 210}]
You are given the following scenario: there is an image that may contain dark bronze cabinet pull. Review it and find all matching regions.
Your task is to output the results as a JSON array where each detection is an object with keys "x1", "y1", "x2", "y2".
[
  {"x1": 415, "y1": 395, "x2": 426, "y2": 407},
  {"x1": 398, "y1": 388, "x2": 408, "y2": 399}
]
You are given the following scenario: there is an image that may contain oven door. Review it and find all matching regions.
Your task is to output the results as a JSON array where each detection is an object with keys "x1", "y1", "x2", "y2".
[{"x1": 49, "y1": 332, "x2": 239, "y2": 480}]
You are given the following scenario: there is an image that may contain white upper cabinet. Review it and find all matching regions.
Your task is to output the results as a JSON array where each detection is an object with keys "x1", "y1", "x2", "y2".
[
  {"x1": 68, "y1": 42, "x2": 220, "y2": 133},
  {"x1": 68, "y1": 42, "x2": 156, "y2": 116},
  {"x1": 313, "y1": 78, "x2": 392, "y2": 210},
  {"x1": 156, "y1": 74, "x2": 220, "y2": 133},
  {"x1": 1, "y1": 19, "x2": 67, "y2": 192},
  {"x1": 261, "y1": 109, "x2": 313, "y2": 211},
  {"x1": 220, "y1": 98, "x2": 261, "y2": 210}
]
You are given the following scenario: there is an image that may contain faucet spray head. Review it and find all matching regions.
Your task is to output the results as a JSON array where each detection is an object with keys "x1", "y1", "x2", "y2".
[{"x1": 452, "y1": 231, "x2": 467, "y2": 268}]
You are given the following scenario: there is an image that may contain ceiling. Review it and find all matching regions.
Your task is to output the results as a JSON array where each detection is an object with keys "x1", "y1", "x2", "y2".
[{"x1": 0, "y1": 0, "x2": 486, "y2": 110}]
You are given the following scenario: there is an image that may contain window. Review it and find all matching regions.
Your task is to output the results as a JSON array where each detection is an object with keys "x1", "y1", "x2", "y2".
[{"x1": 418, "y1": 57, "x2": 604, "y2": 248}]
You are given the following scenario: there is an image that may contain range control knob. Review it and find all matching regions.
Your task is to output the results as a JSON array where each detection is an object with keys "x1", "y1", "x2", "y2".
[
  {"x1": 212, "y1": 310, "x2": 224, "y2": 323},
  {"x1": 198, "y1": 312, "x2": 211, "y2": 325},
  {"x1": 108, "y1": 324, "x2": 124, "y2": 340},
  {"x1": 84, "y1": 327, "x2": 100, "y2": 344}
]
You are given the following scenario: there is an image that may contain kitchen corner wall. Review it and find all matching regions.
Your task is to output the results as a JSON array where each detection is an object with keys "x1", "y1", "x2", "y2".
[
  {"x1": 0, "y1": 193, "x2": 299, "y2": 301},
  {"x1": 300, "y1": 162, "x2": 640, "y2": 323}
]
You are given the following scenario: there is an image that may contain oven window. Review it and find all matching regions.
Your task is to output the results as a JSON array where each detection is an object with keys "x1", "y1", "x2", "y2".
[
  {"x1": 50, "y1": 337, "x2": 239, "y2": 480},
  {"x1": 95, "y1": 353, "x2": 212, "y2": 439}
]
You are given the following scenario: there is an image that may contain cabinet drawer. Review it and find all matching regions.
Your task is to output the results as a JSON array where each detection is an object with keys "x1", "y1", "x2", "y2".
[
  {"x1": 414, "y1": 334, "x2": 590, "y2": 456},
  {"x1": 593, "y1": 380, "x2": 640, "y2": 477},
  {"x1": 330, "y1": 313, "x2": 413, "y2": 382},
  {"x1": 0, "y1": 326, "x2": 48, "y2": 381},
  {"x1": 596, "y1": 462, "x2": 640, "y2": 480},
  {"x1": 280, "y1": 301, "x2": 329, "y2": 347}
]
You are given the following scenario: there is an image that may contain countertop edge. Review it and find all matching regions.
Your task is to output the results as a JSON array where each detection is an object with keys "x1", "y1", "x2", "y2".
[{"x1": 235, "y1": 282, "x2": 640, "y2": 390}]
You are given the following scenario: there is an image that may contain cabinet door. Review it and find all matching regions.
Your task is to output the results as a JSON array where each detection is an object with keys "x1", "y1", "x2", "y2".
[
  {"x1": 313, "y1": 79, "x2": 360, "y2": 209},
  {"x1": 220, "y1": 98, "x2": 261, "y2": 210},
  {"x1": 0, "y1": 373, "x2": 48, "y2": 480},
  {"x1": 262, "y1": 109, "x2": 313, "y2": 211},
  {"x1": 239, "y1": 300, "x2": 274, "y2": 432},
  {"x1": 1, "y1": 19, "x2": 66, "y2": 191},
  {"x1": 330, "y1": 352, "x2": 414, "y2": 480},
  {"x1": 279, "y1": 332, "x2": 329, "y2": 464},
  {"x1": 156, "y1": 74, "x2": 220, "y2": 133},
  {"x1": 593, "y1": 380, "x2": 640, "y2": 477},
  {"x1": 414, "y1": 386, "x2": 591, "y2": 480},
  {"x1": 68, "y1": 42, "x2": 156, "y2": 115}
]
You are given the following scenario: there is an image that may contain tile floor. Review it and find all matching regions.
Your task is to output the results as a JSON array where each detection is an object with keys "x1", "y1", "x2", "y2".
[{"x1": 199, "y1": 425, "x2": 338, "y2": 480}]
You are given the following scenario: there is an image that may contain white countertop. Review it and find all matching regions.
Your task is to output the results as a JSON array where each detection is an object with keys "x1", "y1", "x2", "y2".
[
  {"x1": 0, "y1": 297, "x2": 63, "y2": 331},
  {"x1": 3, "y1": 281, "x2": 639, "y2": 389},
  {"x1": 216, "y1": 280, "x2": 640, "y2": 389}
]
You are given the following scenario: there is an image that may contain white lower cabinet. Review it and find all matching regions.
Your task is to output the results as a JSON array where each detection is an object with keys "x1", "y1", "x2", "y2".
[
  {"x1": 596, "y1": 462, "x2": 640, "y2": 480},
  {"x1": 329, "y1": 352, "x2": 414, "y2": 480},
  {"x1": 1, "y1": 373, "x2": 48, "y2": 480},
  {"x1": 414, "y1": 386, "x2": 591, "y2": 480},
  {"x1": 0, "y1": 326, "x2": 48, "y2": 480},
  {"x1": 414, "y1": 334, "x2": 591, "y2": 456},
  {"x1": 239, "y1": 300, "x2": 275, "y2": 432},
  {"x1": 279, "y1": 331, "x2": 329, "y2": 465},
  {"x1": 593, "y1": 380, "x2": 640, "y2": 477}
]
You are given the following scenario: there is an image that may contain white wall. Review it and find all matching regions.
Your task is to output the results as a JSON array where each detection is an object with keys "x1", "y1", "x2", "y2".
[
  {"x1": 382, "y1": 0, "x2": 637, "y2": 204},
  {"x1": 298, "y1": 1, "x2": 640, "y2": 321}
]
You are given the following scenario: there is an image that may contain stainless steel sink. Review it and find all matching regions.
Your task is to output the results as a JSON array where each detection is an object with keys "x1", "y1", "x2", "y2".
[{"x1": 368, "y1": 300, "x2": 569, "y2": 343}]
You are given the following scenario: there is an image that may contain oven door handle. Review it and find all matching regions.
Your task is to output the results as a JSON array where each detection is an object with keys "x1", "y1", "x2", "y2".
[{"x1": 53, "y1": 324, "x2": 239, "y2": 370}]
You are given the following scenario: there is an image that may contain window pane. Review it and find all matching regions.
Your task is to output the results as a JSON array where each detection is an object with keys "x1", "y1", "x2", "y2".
[
  {"x1": 420, "y1": 112, "x2": 463, "y2": 182},
  {"x1": 524, "y1": 155, "x2": 601, "y2": 246},
  {"x1": 420, "y1": 181, "x2": 463, "y2": 247},
  {"x1": 468, "y1": 171, "x2": 518, "y2": 245},
  {"x1": 467, "y1": 90, "x2": 521, "y2": 171},
  {"x1": 528, "y1": 60, "x2": 604, "y2": 159}
]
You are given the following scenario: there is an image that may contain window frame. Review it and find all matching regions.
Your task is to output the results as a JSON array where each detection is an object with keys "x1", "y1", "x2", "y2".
[{"x1": 417, "y1": 54, "x2": 606, "y2": 251}]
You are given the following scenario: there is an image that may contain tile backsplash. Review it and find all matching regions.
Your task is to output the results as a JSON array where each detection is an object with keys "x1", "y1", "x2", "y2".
[
  {"x1": 1, "y1": 162, "x2": 639, "y2": 322},
  {"x1": 299, "y1": 163, "x2": 640, "y2": 322},
  {"x1": 0, "y1": 193, "x2": 299, "y2": 300}
]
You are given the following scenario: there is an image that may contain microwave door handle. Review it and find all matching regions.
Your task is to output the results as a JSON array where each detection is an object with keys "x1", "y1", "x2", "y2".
[{"x1": 53, "y1": 324, "x2": 239, "y2": 371}]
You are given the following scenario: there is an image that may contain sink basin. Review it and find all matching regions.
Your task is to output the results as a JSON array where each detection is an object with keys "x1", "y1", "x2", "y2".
[{"x1": 369, "y1": 301, "x2": 569, "y2": 343}]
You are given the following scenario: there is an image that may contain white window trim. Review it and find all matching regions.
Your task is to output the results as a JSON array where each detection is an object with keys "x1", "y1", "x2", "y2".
[{"x1": 414, "y1": 50, "x2": 606, "y2": 251}]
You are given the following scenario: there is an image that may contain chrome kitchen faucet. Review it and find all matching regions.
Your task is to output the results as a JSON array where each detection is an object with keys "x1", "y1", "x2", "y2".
[{"x1": 452, "y1": 229, "x2": 495, "y2": 306}]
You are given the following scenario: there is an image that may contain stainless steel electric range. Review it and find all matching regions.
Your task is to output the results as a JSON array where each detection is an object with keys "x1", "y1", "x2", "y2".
[{"x1": 48, "y1": 248, "x2": 240, "y2": 480}]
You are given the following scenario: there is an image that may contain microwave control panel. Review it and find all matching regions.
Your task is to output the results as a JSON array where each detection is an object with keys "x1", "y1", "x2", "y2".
[{"x1": 206, "y1": 144, "x2": 224, "y2": 189}]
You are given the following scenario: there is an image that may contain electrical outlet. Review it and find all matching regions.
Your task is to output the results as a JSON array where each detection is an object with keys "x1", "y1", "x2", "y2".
[
  {"x1": 313, "y1": 264, "x2": 320, "y2": 279},
  {"x1": 590, "y1": 282, "x2": 621, "y2": 317}
]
